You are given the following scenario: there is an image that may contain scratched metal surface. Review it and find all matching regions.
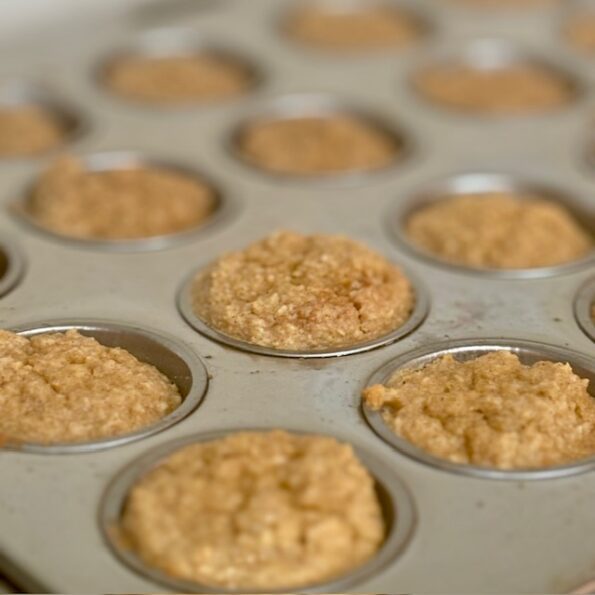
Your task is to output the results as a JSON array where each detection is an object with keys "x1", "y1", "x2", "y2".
[{"x1": 0, "y1": 0, "x2": 594, "y2": 593}]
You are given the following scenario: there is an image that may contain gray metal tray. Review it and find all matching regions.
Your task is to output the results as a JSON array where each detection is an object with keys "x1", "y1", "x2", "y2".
[{"x1": 0, "y1": 0, "x2": 594, "y2": 593}]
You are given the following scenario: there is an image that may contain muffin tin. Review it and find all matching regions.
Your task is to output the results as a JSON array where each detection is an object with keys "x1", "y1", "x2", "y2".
[{"x1": 0, "y1": 0, "x2": 594, "y2": 593}]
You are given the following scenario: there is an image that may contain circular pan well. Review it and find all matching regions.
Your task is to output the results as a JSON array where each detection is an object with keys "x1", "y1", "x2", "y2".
[
  {"x1": 1, "y1": 320, "x2": 209, "y2": 454},
  {"x1": 99, "y1": 429, "x2": 416, "y2": 594},
  {"x1": 0, "y1": 239, "x2": 24, "y2": 299},
  {"x1": 98, "y1": 27, "x2": 263, "y2": 107},
  {"x1": 575, "y1": 277, "x2": 595, "y2": 342},
  {"x1": 12, "y1": 150, "x2": 231, "y2": 252},
  {"x1": 388, "y1": 172, "x2": 595, "y2": 278},
  {"x1": 363, "y1": 338, "x2": 595, "y2": 481},
  {"x1": 228, "y1": 93, "x2": 413, "y2": 185},
  {"x1": 410, "y1": 39, "x2": 584, "y2": 116},
  {"x1": 0, "y1": 81, "x2": 86, "y2": 158},
  {"x1": 177, "y1": 263, "x2": 429, "y2": 359}
]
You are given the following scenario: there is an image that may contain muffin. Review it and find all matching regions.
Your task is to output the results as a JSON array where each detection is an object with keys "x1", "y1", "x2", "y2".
[
  {"x1": 363, "y1": 351, "x2": 595, "y2": 469},
  {"x1": 117, "y1": 430, "x2": 385, "y2": 590},
  {"x1": 0, "y1": 330, "x2": 181, "y2": 444},
  {"x1": 286, "y1": 4, "x2": 424, "y2": 51},
  {"x1": 413, "y1": 62, "x2": 575, "y2": 114},
  {"x1": 405, "y1": 192, "x2": 593, "y2": 269},
  {"x1": 0, "y1": 105, "x2": 68, "y2": 157},
  {"x1": 25, "y1": 155, "x2": 216, "y2": 241},
  {"x1": 103, "y1": 53, "x2": 255, "y2": 104},
  {"x1": 191, "y1": 230, "x2": 415, "y2": 351},
  {"x1": 237, "y1": 114, "x2": 400, "y2": 175},
  {"x1": 564, "y1": 13, "x2": 595, "y2": 53}
]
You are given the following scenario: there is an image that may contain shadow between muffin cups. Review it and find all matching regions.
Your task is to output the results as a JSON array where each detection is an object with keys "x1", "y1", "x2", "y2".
[
  {"x1": 177, "y1": 263, "x2": 430, "y2": 359},
  {"x1": 0, "y1": 238, "x2": 25, "y2": 299},
  {"x1": 98, "y1": 428, "x2": 417, "y2": 594},
  {"x1": 362, "y1": 338, "x2": 595, "y2": 481},
  {"x1": 0, "y1": 320, "x2": 209, "y2": 455},
  {"x1": 575, "y1": 277, "x2": 595, "y2": 343}
]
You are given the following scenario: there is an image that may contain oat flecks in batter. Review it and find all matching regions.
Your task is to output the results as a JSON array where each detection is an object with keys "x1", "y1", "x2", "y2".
[
  {"x1": 26, "y1": 156, "x2": 215, "y2": 240},
  {"x1": 119, "y1": 430, "x2": 385, "y2": 590},
  {"x1": 565, "y1": 14, "x2": 595, "y2": 53},
  {"x1": 0, "y1": 105, "x2": 66, "y2": 157},
  {"x1": 192, "y1": 230, "x2": 415, "y2": 351},
  {"x1": 414, "y1": 64, "x2": 574, "y2": 113},
  {"x1": 0, "y1": 330, "x2": 181, "y2": 444},
  {"x1": 363, "y1": 351, "x2": 595, "y2": 469},
  {"x1": 104, "y1": 54, "x2": 254, "y2": 104},
  {"x1": 238, "y1": 115, "x2": 399, "y2": 175},
  {"x1": 405, "y1": 192, "x2": 593, "y2": 269},
  {"x1": 287, "y1": 5, "x2": 423, "y2": 50}
]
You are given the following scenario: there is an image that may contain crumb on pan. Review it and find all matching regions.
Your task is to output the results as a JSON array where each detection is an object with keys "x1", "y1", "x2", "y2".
[
  {"x1": 104, "y1": 54, "x2": 254, "y2": 104},
  {"x1": 118, "y1": 430, "x2": 385, "y2": 590},
  {"x1": 237, "y1": 115, "x2": 400, "y2": 175},
  {"x1": 0, "y1": 105, "x2": 66, "y2": 157},
  {"x1": 0, "y1": 329, "x2": 181, "y2": 444},
  {"x1": 363, "y1": 351, "x2": 595, "y2": 469},
  {"x1": 192, "y1": 230, "x2": 415, "y2": 351},
  {"x1": 25, "y1": 155, "x2": 215, "y2": 240},
  {"x1": 286, "y1": 4, "x2": 423, "y2": 50},
  {"x1": 405, "y1": 192, "x2": 593, "y2": 269},
  {"x1": 414, "y1": 64, "x2": 575, "y2": 113}
]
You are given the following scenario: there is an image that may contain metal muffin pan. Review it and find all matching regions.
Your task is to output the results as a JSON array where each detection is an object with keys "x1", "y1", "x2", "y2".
[{"x1": 0, "y1": 0, "x2": 594, "y2": 593}]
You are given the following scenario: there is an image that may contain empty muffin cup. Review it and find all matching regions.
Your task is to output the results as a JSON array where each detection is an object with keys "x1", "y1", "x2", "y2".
[
  {"x1": 230, "y1": 94, "x2": 410, "y2": 181},
  {"x1": 389, "y1": 173, "x2": 595, "y2": 278},
  {"x1": 0, "y1": 320, "x2": 208, "y2": 454},
  {"x1": 363, "y1": 339, "x2": 595, "y2": 480},
  {"x1": 0, "y1": 239, "x2": 24, "y2": 299},
  {"x1": 283, "y1": 0, "x2": 431, "y2": 52},
  {"x1": 14, "y1": 151, "x2": 226, "y2": 250},
  {"x1": 0, "y1": 82, "x2": 83, "y2": 157},
  {"x1": 99, "y1": 429, "x2": 416, "y2": 593},
  {"x1": 412, "y1": 40, "x2": 581, "y2": 115},
  {"x1": 575, "y1": 277, "x2": 595, "y2": 343},
  {"x1": 100, "y1": 28, "x2": 262, "y2": 105}
]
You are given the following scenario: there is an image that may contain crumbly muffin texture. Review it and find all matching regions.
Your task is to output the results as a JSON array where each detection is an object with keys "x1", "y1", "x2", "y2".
[
  {"x1": 363, "y1": 351, "x2": 595, "y2": 469},
  {"x1": 405, "y1": 192, "x2": 593, "y2": 269},
  {"x1": 414, "y1": 64, "x2": 574, "y2": 113},
  {"x1": 0, "y1": 105, "x2": 66, "y2": 157},
  {"x1": 565, "y1": 14, "x2": 595, "y2": 53},
  {"x1": 237, "y1": 115, "x2": 399, "y2": 175},
  {"x1": 26, "y1": 156, "x2": 215, "y2": 240},
  {"x1": 0, "y1": 330, "x2": 181, "y2": 444},
  {"x1": 286, "y1": 5, "x2": 423, "y2": 50},
  {"x1": 118, "y1": 430, "x2": 385, "y2": 590},
  {"x1": 104, "y1": 54, "x2": 254, "y2": 104},
  {"x1": 192, "y1": 231, "x2": 415, "y2": 351}
]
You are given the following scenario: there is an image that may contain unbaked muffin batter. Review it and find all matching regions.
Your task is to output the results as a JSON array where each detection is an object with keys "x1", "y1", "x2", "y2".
[
  {"x1": 565, "y1": 14, "x2": 595, "y2": 53},
  {"x1": 0, "y1": 330, "x2": 181, "y2": 444},
  {"x1": 405, "y1": 192, "x2": 593, "y2": 269},
  {"x1": 0, "y1": 105, "x2": 67, "y2": 157},
  {"x1": 237, "y1": 115, "x2": 400, "y2": 175},
  {"x1": 363, "y1": 351, "x2": 595, "y2": 469},
  {"x1": 414, "y1": 63, "x2": 574, "y2": 113},
  {"x1": 192, "y1": 230, "x2": 415, "y2": 350},
  {"x1": 286, "y1": 4, "x2": 424, "y2": 50},
  {"x1": 26, "y1": 156, "x2": 215, "y2": 240},
  {"x1": 118, "y1": 430, "x2": 385, "y2": 590},
  {"x1": 104, "y1": 54, "x2": 254, "y2": 104}
]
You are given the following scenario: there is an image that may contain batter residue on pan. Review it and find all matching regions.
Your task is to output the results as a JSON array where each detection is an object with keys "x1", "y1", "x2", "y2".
[
  {"x1": 564, "y1": 13, "x2": 595, "y2": 53},
  {"x1": 405, "y1": 192, "x2": 593, "y2": 269},
  {"x1": 0, "y1": 105, "x2": 67, "y2": 157},
  {"x1": 0, "y1": 330, "x2": 181, "y2": 444},
  {"x1": 103, "y1": 53, "x2": 255, "y2": 104},
  {"x1": 413, "y1": 62, "x2": 575, "y2": 113},
  {"x1": 237, "y1": 114, "x2": 400, "y2": 175},
  {"x1": 286, "y1": 3, "x2": 424, "y2": 50},
  {"x1": 117, "y1": 430, "x2": 385, "y2": 590},
  {"x1": 363, "y1": 351, "x2": 595, "y2": 469},
  {"x1": 25, "y1": 156, "x2": 215, "y2": 240},
  {"x1": 192, "y1": 230, "x2": 415, "y2": 351}
]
